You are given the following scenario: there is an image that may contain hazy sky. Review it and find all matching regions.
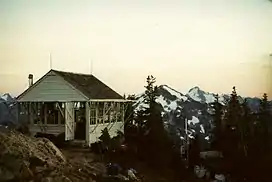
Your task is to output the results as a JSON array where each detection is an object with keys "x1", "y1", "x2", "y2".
[{"x1": 1, "y1": 0, "x2": 272, "y2": 98}]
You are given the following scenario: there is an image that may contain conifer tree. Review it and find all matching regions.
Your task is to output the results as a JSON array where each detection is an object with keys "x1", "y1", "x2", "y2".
[
  {"x1": 211, "y1": 94, "x2": 223, "y2": 151},
  {"x1": 240, "y1": 99, "x2": 251, "y2": 157},
  {"x1": 223, "y1": 87, "x2": 242, "y2": 159},
  {"x1": 137, "y1": 75, "x2": 174, "y2": 167},
  {"x1": 259, "y1": 93, "x2": 271, "y2": 152},
  {"x1": 123, "y1": 95, "x2": 136, "y2": 145}
]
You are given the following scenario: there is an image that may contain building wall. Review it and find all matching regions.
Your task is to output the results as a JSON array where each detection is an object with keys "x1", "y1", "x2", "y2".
[
  {"x1": 88, "y1": 121, "x2": 124, "y2": 144},
  {"x1": 18, "y1": 71, "x2": 87, "y2": 102}
]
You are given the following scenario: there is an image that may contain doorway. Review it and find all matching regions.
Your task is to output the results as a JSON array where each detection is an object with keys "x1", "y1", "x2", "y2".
[{"x1": 74, "y1": 102, "x2": 86, "y2": 140}]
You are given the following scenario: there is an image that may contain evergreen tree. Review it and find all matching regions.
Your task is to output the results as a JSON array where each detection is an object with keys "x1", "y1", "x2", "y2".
[
  {"x1": 188, "y1": 135, "x2": 201, "y2": 169},
  {"x1": 259, "y1": 93, "x2": 271, "y2": 152},
  {"x1": 211, "y1": 94, "x2": 223, "y2": 151},
  {"x1": 240, "y1": 99, "x2": 251, "y2": 157},
  {"x1": 223, "y1": 87, "x2": 242, "y2": 165},
  {"x1": 99, "y1": 128, "x2": 111, "y2": 147},
  {"x1": 136, "y1": 75, "x2": 174, "y2": 167},
  {"x1": 124, "y1": 94, "x2": 136, "y2": 137}
]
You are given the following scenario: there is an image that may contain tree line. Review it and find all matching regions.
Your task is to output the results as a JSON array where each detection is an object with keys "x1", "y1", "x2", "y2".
[
  {"x1": 210, "y1": 86, "x2": 271, "y2": 181},
  {"x1": 102, "y1": 75, "x2": 271, "y2": 181}
]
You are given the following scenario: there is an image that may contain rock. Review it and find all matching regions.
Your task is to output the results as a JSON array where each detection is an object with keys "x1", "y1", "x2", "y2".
[
  {"x1": 0, "y1": 167, "x2": 15, "y2": 181},
  {"x1": 98, "y1": 174, "x2": 129, "y2": 182},
  {"x1": 0, "y1": 130, "x2": 67, "y2": 181},
  {"x1": 214, "y1": 174, "x2": 225, "y2": 182},
  {"x1": 127, "y1": 169, "x2": 138, "y2": 181},
  {"x1": 41, "y1": 177, "x2": 54, "y2": 182}
]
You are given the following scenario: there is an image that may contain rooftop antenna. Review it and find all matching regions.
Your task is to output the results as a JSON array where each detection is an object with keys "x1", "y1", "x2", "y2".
[
  {"x1": 89, "y1": 59, "x2": 93, "y2": 75},
  {"x1": 49, "y1": 53, "x2": 52, "y2": 69}
]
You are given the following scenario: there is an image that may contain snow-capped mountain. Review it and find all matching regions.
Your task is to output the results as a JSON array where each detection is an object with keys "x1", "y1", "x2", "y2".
[
  {"x1": 0, "y1": 93, "x2": 18, "y2": 126},
  {"x1": 134, "y1": 85, "x2": 271, "y2": 149},
  {"x1": 0, "y1": 93, "x2": 15, "y2": 104},
  {"x1": 186, "y1": 86, "x2": 244, "y2": 105}
]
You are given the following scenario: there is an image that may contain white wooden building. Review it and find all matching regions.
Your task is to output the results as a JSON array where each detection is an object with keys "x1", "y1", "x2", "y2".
[{"x1": 17, "y1": 69, "x2": 130, "y2": 146}]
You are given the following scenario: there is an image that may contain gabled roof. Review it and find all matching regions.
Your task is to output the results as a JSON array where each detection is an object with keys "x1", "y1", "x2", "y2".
[
  {"x1": 52, "y1": 69, "x2": 123, "y2": 100},
  {"x1": 17, "y1": 69, "x2": 123, "y2": 100}
]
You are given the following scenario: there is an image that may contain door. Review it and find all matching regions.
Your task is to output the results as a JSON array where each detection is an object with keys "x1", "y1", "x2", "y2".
[{"x1": 65, "y1": 102, "x2": 75, "y2": 140}]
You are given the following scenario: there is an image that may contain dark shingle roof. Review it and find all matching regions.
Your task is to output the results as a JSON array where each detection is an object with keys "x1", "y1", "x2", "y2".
[{"x1": 53, "y1": 69, "x2": 123, "y2": 100}]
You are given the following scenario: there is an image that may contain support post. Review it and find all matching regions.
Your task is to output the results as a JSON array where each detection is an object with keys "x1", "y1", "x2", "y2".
[
  {"x1": 95, "y1": 102, "x2": 98, "y2": 125},
  {"x1": 44, "y1": 103, "x2": 47, "y2": 125},
  {"x1": 58, "y1": 106, "x2": 61, "y2": 125},
  {"x1": 85, "y1": 101, "x2": 90, "y2": 145},
  {"x1": 122, "y1": 103, "x2": 125, "y2": 123},
  {"x1": 115, "y1": 102, "x2": 118, "y2": 123},
  {"x1": 29, "y1": 102, "x2": 33, "y2": 125},
  {"x1": 103, "y1": 102, "x2": 106, "y2": 124}
]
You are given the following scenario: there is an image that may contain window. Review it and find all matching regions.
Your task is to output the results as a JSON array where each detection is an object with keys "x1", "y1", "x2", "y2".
[
  {"x1": 115, "y1": 103, "x2": 121, "y2": 122},
  {"x1": 90, "y1": 109, "x2": 96, "y2": 118},
  {"x1": 55, "y1": 102, "x2": 65, "y2": 125},
  {"x1": 33, "y1": 102, "x2": 44, "y2": 124},
  {"x1": 90, "y1": 118, "x2": 96, "y2": 125},
  {"x1": 90, "y1": 107, "x2": 96, "y2": 125},
  {"x1": 97, "y1": 118, "x2": 103, "y2": 124},
  {"x1": 47, "y1": 103, "x2": 58, "y2": 124}
]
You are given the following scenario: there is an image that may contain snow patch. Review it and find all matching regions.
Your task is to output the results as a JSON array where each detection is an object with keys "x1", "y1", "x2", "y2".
[
  {"x1": 156, "y1": 95, "x2": 168, "y2": 108},
  {"x1": 187, "y1": 88, "x2": 201, "y2": 102},
  {"x1": 200, "y1": 125, "x2": 205, "y2": 133},
  {"x1": 163, "y1": 85, "x2": 188, "y2": 101},
  {"x1": 188, "y1": 116, "x2": 200, "y2": 125},
  {"x1": 203, "y1": 93, "x2": 215, "y2": 104},
  {"x1": 169, "y1": 101, "x2": 178, "y2": 110}
]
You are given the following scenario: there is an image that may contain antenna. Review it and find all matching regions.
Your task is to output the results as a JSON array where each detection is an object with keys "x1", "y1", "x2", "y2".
[
  {"x1": 49, "y1": 53, "x2": 52, "y2": 69},
  {"x1": 90, "y1": 59, "x2": 93, "y2": 75}
]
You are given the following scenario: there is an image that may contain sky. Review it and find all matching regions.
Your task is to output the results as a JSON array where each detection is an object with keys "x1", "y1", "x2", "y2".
[{"x1": 1, "y1": 0, "x2": 272, "y2": 98}]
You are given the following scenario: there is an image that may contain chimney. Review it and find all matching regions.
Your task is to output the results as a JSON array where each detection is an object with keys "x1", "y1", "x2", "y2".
[{"x1": 28, "y1": 74, "x2": 33, "y2": 87}]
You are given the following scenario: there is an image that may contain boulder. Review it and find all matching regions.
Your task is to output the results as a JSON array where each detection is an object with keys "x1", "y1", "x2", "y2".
[{"x1": 0, "y1": 129, "x2": 66, "y2": 181}]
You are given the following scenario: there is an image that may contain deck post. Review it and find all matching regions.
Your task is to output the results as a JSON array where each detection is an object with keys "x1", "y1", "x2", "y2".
[
  {"x1": 85, "y1": 101, "x2": 90, "y2": 145},
  {"x1": 44, "y1": 103, "x2": 47, "y2": 125},
  {"x1": 95, "y1": 102, "x2": 98, "y2": 125},
  {"x1": 103, "y1": 102, "x2": 106, "y2": 124},
  {"x1": 122, "y1": 103, "x2": 125, "y2": 123},
  {"x1": 29, "y1": 102, "x2": 33, "y2": 125}
]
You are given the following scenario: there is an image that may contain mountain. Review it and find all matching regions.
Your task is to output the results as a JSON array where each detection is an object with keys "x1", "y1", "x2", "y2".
[
  {"x1": 0, "y1": 93, "x2": 15, "y2": 104},
  {"x1": 134, "y1": 85, "x2": 271, "y2": 150},
  {"x1": 186, "y1": 86, "x2": 245, "y2": 105},
  {"x1": 0, "y1": 93, "x2": 18, "y2": 126}
]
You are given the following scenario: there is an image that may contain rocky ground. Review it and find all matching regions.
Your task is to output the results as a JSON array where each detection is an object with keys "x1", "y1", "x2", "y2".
[
  {"x1": 0, "y1": 127, "x2": 109, "y2": 182},
  {"x1": 0, "y1": 127, "x2": 176, "y2": 182},
  {"x1": 0, "y1": 127, "x2": 212, "y2": 182}
]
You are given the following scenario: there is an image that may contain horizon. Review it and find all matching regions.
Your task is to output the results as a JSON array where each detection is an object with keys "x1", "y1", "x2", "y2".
[
  {"x1": 1, "y1": 0, "x2": 272, "y2": 99},
  {"x1": 0, "y1": 82, "x2": 270, "y2": 100}
]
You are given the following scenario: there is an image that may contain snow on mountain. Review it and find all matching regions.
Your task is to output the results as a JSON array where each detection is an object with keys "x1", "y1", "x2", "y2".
[
  {"x1": 133, "y1": 84, "x2": 271, "y2": 149},
  {"x1": 134, "y1": 85, "x2": 188, "y2": 113},
  {"x1": 186, "y1": 86, "x2": 227, "y2": 105},
  {"x1": 134, "y1": 85, "x2": 212, "y2": 149},
  {"x1": 0, "y1": 93, "x2": 14, "y2": 103},
  {"x1": 188, "y1": 116, "x2": 200, "y2": 125},
  {"x1": 162, "y1": 85, "x2": 188, "y2": 101},
  {"x1": 0, "y1": 93, "x2": 18, "y2": 126}
]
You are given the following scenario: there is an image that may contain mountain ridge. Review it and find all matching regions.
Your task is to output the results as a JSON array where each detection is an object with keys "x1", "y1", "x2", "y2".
[{"x1": 134, "y1": 84, "x2": 272, "y2": 149}]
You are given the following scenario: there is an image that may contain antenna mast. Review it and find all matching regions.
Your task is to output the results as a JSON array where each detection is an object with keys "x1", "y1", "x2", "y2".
[
  {"x1": 49, "y1": 53, "x2": 52, "y2": 69},
  {"x1": 90, "y1": 59, "x2": 93, "y2": 75}
]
